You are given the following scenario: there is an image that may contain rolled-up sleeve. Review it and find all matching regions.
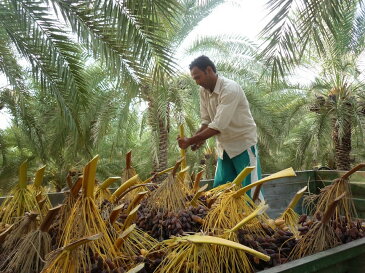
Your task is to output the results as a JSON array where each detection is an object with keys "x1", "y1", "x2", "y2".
[
  {"x1": 200, "y1": 90, "x2": 211, "y2": 125},
  {"x1": 208, "y1": 88, "x2": 240, "y2": 132}
]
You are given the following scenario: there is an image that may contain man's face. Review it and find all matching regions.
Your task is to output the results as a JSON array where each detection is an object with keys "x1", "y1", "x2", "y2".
[{"x1": 190, "y1": 66, "x2": 211, "y2": 89}]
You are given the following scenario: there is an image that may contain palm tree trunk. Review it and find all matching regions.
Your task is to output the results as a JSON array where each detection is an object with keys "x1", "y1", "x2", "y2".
[
  {"x1": 147, "y1": 98, "x2": 169, "y2": 182},
  {"x1": 0, "y1": 135, "x2": 7, "y2": 167},
  {"x1": 156, "y1": 117, "x2": 169, "y2": 172},
  {"x1": 150, "y1": 116, "x2": 169, "y2": 183},
  {"x1": 332, "y1": 117, "x2": 352, "y2": 170}
]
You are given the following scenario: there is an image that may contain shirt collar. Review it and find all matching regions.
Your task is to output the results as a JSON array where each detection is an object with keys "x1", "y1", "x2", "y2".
[
  {"x1": 212, "y1": 75, "x2": 222, "y2": 95},
  {"x1": 203, "y1": 75, "x2": 222, "y2": 95}
]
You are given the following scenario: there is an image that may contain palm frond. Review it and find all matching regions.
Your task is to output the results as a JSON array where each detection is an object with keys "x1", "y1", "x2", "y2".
[
  {"x1": 291, "y1": 111, "x2": 332, "y2": 168},
  {"x1": 186, "y1": 34, "x2": 257, "y2": 58},
  {"x1": 53, "y1": 0, "x2": 179, "y2": 81},
  {"x1": 0, "y1": 29, "x2": 24, "y2": 89},
  {"x1": 172, "y1": 0, "x2": 224, "y2": 45},
  {"x1": 0, "y1": 0, "x2": 92, "y2": 141},
  {"x1": 259, "y1": 0, "x2": 359, "y2": 82},
  {"x1": 351, "y1": 2, "x2": 365, "y2": 54}
]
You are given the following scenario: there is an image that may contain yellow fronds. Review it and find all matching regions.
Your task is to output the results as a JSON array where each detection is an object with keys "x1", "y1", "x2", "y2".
[
  {"x1": 232, "y1": 166, "x2": 255, "y2": 187},
  {"x1": 181, "y1": 235, "x2": 270, "y2": 261},
  {"x1": 179, "y1": 124, "x2": 187, "y2": 170},
  {"x1": 123, "y1": 204, "x2": 140, "y2": 230},
  {"x1": 143, "y1": 166, "x2": 174, "y2": 183},
  {"x1": 82, "y1": 155, "x2": 99, "y2": 198},
  {"x1": 19, "y1": 160, "x2": 28, "y2": 189},
  {"x1": 190, "y1": 184, "x2": 208, "y2": 207},
  {"x1": 109, "y1": 174, "x2": 139, "y2": 203},
  {"x1": 287, "y1": 186, "x2": 307, "y2": 210},
  {"x1": 33, "y1": 165, "x2": 46, "y2": 188},
  {"x1": 98, "y1": 177, "x2": 121, "y2": 190},
  {"x1": 234, "y1": 168, "x2": 296, "y2": 198},
  {"x1": 228, "y1": 203, "x2": 268, "y2": 233},
  {"x1": 126, "y1": 264, "x2": 145, "y2": 273},
  {"x1": 193, "y1": 170, "x2": 204, "y2": 193}
]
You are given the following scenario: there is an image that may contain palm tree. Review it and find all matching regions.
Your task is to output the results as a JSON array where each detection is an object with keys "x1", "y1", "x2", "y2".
[
  {"x1": 138, "y1": 0, "x2": 225, "y2": 175},
  {"x1": 0, "y1": 0, "x2": 183, "y2": 190},
  {"x1": 0, "y1": 0, "x2": 181, "y2": 144},
  {"x1": 259, "y1": 0, "x2": 362, "y2": 81},
  {"x1": 259, "y1": 0, "x2": 365, "y2": 170},
  {"x1": 0, "y1": 60, "x2": 148, "y2": 191}
]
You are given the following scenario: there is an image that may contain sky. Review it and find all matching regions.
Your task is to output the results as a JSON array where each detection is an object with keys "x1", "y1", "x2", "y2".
[
  {"x1": 188, "y1": 0, "x2": 267, "y2": 40},
  {"x1": 0, "y1": 0, "x2": 268, "y2": 130},
  {"x1": 177, "y1": 0, "x2": 267, "y2": 68}
]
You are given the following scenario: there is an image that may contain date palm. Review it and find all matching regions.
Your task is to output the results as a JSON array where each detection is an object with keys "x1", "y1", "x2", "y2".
[
  {"x1": 139, "y1": 0, "x2": 225, "y2": 175},
  {"x1": 259, "y1": 0, "x2": 365, "y2": 170},
  {"x1": 0, "y1": 0, "x2": 180, "y2": 139},
  {"x1": 0, "y1": 0, "x2": 182, "y2": 190}
]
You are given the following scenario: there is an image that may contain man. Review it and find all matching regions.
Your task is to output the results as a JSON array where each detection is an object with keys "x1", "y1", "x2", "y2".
[{"x1": 177, "y1": 55, "x2": 263, "y2": 199}]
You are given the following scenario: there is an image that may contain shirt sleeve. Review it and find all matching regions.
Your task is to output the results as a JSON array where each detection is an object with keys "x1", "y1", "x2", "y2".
[
  {"x1": 200, "y1": 90, "x2": 211, "y2": 125},
  {"x1": 208, "y1": 86, "x2": 240, "y2": 132}
]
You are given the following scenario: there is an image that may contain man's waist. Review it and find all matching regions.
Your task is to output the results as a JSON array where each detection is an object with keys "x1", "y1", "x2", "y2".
[
  {"x1": 216, "y1": 142, "x2": 257, "y2": 159},
  {"x1": 216, "y1": 130, "x2": 257, "y2": 142}
]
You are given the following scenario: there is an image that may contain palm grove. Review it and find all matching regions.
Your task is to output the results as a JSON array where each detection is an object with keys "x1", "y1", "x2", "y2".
[{"x1": 0, "y1": 0, "x2": 364, "y2": 193}]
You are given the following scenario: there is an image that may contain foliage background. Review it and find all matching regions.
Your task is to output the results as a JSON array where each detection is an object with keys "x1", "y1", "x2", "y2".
[{"x1": 0, "y1": 0, "x2": 364, "y2": 194}]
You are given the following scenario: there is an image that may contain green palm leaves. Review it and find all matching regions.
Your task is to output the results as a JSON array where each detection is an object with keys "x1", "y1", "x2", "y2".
[
  {"x1": 53, "y1": 0, "x2": 179, "y2": 79},
  {"x1": 259, "y1": 0, "x2": 363, "y2": 82}
]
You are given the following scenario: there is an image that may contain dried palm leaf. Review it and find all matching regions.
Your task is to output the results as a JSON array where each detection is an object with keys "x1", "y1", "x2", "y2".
[
  {"x1": 115, "y1": 224, "x2": 158, "y2": 257},
  {"x1": 204, "y1": 168, "x2": 296, "y2": 236},
  {"x1": 154, "y1": 234, "x2": 270, "y2": 273},
  {"x1": 125, "y1": 191, "x2": 148, "y2": 215},
  {"x1": 50, "y1": 176, "x2": 83, "y2": 247},
  {"x1": 28, "y1": 165, "x2": 52, "y2": 215},
  {"x1": 207, "y1": 166, "x2": 256, "y2": 196},
  {"x1": 41, "y1": 234, "x2": 102, "y2": 273},
  {"x1": 145, "y1": 161, "x2": 190, "y2": 214},
  {"x1": 1, "y1": 212, "x2": 38, "y2": 250},
  {"x1": 109, "y1": 175, "x2": 140, "y2": 204},
  {"x1": 0, "y1": 223, "x2": 14, "y2": 246},
  {"x1": 61, "y1": 155, "x2": 119, "y2": 267},
  {"x1": 189, "y1": 184, "x2": 209, "y2": 207},
  {"x1": 3, "y1": 205, "x2": 62, "y2": 273},
  {"x1": 121, "y1": 151, "x2": 145, "y2": 202},
  {"x1": 289, "y1": 193, "x2": 345, "y2": 259},
  {"x1": 142, "y1": 166, "x2": 174, "y2": 184},
  {"x1": 280, "y1": 186, "x2": 307, "y2": 237},
  {"x1": 314, "y1": 164, "x2": 364, "y2": 223},
  {"x1": 192, "y1": 170, "x2": 204, "y2": 194},
  {"x1": 0, "y1": 161, "x2": 42, "y2": 224},
  {"x1": 0, "y1": 213, "x2": 39, "y2": 268},
  {"x1": 95, "y1": 176, "x2": 121, "y2": 205}
]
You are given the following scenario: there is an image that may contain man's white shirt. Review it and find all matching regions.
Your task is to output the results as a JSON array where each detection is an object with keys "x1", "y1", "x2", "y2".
[{"x1": 200, "y1": 76, "x2": 257, "y2": 159}]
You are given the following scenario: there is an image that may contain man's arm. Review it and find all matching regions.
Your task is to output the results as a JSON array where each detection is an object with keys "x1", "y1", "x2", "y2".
[
  {"x1": 190, "y1": 124, "x2": 208, "y2": 150},
  {"x1": 196, "y1": 124, "x2": 208, "y2": 134},
  {"x1": 178, "y1": 127, "x2": 219, "y2": 149}
]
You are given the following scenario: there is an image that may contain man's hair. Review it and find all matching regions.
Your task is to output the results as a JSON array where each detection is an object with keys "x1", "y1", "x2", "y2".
[{"x1": 189, "y1": 55, "x2": 216, "y2": 73}]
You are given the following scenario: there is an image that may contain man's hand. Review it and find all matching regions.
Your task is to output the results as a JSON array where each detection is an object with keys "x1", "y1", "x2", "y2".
[
  {"x1": 191, "y1": 140, "x2": 205, "y2": 151},
  {"x1": 177, "y1": 136, "x2": 191, "y2": 149},
  {"x1": 177, "y1": 127, "x2": 218, "y2": 151}
]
